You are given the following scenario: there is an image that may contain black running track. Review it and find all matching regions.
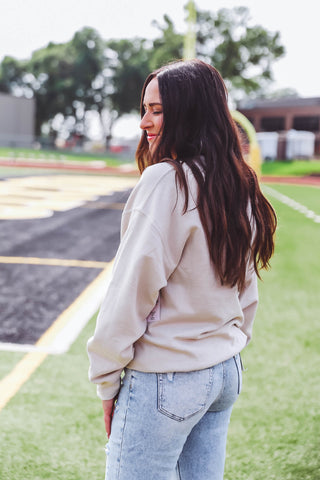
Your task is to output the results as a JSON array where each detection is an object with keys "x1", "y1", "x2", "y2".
[{"x1": 0, "y1": 171, "x2": 133, "y2": 345}]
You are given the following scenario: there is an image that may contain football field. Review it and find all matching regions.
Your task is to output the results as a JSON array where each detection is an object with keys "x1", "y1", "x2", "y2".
[{"x1": 0, "y1": 169, "x2": 319, "y2": 480}]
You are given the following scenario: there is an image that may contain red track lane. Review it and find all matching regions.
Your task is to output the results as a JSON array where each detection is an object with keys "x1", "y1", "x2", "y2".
[
  {"x1": 261, "y1": 175, "x2": 320, "y2": 187},
  {"x1": 1, "y1": 158, "x2": 319, "y2": 186}
]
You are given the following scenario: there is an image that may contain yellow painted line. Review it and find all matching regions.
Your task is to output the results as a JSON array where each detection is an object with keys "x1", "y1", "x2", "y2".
[
  {"x1": 35, "y1": 262, "x2": 113, "y2": 347},
  {"x1": 0, "y1": 256, "x2": 108, "y2": 269},
  {"x1": 0, "y1": 351, "x2": 48, "y2": 411},
  {"x1": 0, "y1": 261, "x2": 114, "y2": 411}
]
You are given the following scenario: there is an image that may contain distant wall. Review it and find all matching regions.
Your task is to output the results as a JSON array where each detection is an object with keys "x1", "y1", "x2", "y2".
[{"x1": 0, "y1": 93, "x2": 35, "y2": 147}]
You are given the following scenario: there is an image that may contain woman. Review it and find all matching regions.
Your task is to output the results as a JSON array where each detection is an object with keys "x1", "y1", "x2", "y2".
[{"x1": 87, "y1": 59, "x2": 276, "y2": 480}]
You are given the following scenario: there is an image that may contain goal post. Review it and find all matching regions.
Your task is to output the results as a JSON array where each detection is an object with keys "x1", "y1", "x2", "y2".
[{"x1": 231, "y1": 110, "x2": 262, "y2": 178}]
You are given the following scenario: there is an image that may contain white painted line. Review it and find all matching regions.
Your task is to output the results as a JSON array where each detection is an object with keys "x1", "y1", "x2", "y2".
[
  {"x1": 47, "y1": 268, "x2": 112, "y2": 354},
  {"x1": 263, "y1": 185, "x2": 320, "y2": 224}
]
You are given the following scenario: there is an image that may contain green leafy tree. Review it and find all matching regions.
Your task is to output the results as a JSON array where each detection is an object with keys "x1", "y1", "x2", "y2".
[
  {"x1": 195, "y1": 6, "x2": 285, "y2": 100},
  {"x1": 150, "y1": 15, "x2": 184, "y2": 70},
  {"x1": 0, "y1": 6, "x2": 285, "y2": 142},
  {"x1": 107, "y1": 38, "x2": 150, "y2": 115},
  {"x1": 0, "y1": 56, "x2": 32, "y2": 97},
  {"x1": 148, "y1": 5, "x2": 285, "y2": 101},
  {"x1": 27, "y1": 27, "x2": 108, "y2": 137},
  {"x1": 102, "y1": 37, "x2": 151, "y2": 144},
  {"x1": 0, "y1": 27, "x2": 110, "y2": 139},
  {"x1": 27, "y1": 41, "x2": 74, "y2": 136}
]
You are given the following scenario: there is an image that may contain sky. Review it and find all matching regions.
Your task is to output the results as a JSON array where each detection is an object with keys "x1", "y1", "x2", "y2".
[
  {"x1": 1, "y1": 0, "x2": 319, "y2": 138},
  {"x1": 1, "y1": 0, "x2": 319, "y2": 98}
]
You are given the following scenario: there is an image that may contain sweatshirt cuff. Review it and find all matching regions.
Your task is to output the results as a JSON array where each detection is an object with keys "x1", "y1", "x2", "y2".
[{"x1": 96, "y1": 380, "x2": 121, "y2": 401}]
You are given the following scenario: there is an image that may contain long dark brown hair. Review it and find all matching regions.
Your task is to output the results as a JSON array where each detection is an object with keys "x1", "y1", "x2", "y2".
[{"x1": 136, "y1": 59, "x2": 277, "y2": 291}]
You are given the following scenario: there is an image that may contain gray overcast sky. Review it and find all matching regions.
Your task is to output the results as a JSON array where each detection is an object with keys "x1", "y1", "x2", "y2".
[{"x1": 1, "y1": 0, "x2": 319, "y2": 97}]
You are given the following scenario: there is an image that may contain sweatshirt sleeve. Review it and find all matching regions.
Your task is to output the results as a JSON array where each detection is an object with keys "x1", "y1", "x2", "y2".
[
  {"x1": 238, "y1": 264, "x2": 259, "y2": 344},
  {"x1": 87, "y1": 164, "x2": 189, "y2": 400}
]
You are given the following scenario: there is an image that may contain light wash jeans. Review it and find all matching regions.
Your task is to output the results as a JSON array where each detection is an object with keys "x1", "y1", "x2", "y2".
[{"x1": 105, "y1": 355, "x2": 242, "y2": 480}]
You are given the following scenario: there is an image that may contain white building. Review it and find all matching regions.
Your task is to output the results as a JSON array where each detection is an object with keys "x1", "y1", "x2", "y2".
[{"x1": 0, "y1": 92, "x2": 35, "y2": 147}]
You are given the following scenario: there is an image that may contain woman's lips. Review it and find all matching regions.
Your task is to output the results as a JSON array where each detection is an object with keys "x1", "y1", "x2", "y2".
[{"x1": 147, "y1": 134, "x2": 158, "y2": 141}]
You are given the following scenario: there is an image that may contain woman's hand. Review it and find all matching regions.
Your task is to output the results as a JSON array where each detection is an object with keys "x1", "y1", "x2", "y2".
[{"x1": 102, "y1": 398, "x2": 116, "y2": 438}]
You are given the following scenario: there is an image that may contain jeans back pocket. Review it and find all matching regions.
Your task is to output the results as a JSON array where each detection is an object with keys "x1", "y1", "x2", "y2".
[{"x1": 157, "y1": 369, "x2": 213, "y2": 422}]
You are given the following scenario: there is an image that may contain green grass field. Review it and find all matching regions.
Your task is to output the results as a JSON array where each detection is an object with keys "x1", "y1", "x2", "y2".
[
  {"x1": 261, "y1": 159, "x2": 320, "y2": 177},
  {"x1": 0, "y1": 182, "x2": 319, "y2": 479},
  {"x1": 0, "y1": 146, "x2": 128, "y2": 167}
]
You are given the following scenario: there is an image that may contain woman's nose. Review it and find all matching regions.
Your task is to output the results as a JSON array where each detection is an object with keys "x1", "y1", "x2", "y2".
[{"x1": 140, "y1": 112, "x2": 152, "y2": 130}]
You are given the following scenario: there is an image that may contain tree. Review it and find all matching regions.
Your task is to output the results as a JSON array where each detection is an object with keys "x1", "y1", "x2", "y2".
[
  {"x1": 0, "y1": 56, "x2": 32, "y2": 97},
  {"x1": 0, "y1": 6, "x2": 285, "y2": 143},
  {"x1": 103, "y1": 26, "x2": 183, "y2": 143},
  {"x1": 150, "y1": 15, "x2": 184, "y2": 70},
  {"x1": 195, "y1": 6, "x2": 285, "y2": 100},
  {"x1": 0, "y1": 27, "x2": 110, "y2": 139},
  {"x1": 27, "y1": 27, "x2": 108, "y2": 137},
  {"x1": 254, "y1": 87, "x2": 299, "y2": 101},
  {"x1": 147, "y1": 5, "x2": 285, "y2": 101},
  {"x1": 102, "y1": 37, "x2": 151, "y2": 144},
  {"x1": 27, "y1": 41, "x2": 74, "y2": 136}
]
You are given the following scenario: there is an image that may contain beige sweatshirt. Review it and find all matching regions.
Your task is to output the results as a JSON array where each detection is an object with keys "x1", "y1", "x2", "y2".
[{"x1": 87, "y1": 162, "x2": 258, "y2": 400}]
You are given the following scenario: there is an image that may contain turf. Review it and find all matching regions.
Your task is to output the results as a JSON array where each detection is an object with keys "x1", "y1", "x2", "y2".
[
  {"x1": 0, "y1": 184, "x2": 319, "y2": 479},
  {"x1": 263, "y1": 183, "x2": 320, "y2": 215},
  {"x1": 0, "y1": 314, "x2": 106, "y2": 480},
  {"x1": 0, "y1": 351, "x2": 24, "y2": 378},
  {"x1": 261, "y1": 159, "x2": 320, "y2": 177},
  {"x1": 225, "y1": 183, "x2": 320, "y2": 479}
]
